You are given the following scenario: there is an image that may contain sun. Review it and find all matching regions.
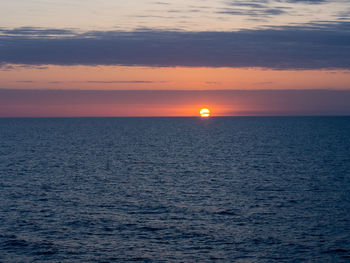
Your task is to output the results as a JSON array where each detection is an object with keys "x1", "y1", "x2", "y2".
[{"x1": 200, "y1": 108, "x2": 211, "y2": 117}]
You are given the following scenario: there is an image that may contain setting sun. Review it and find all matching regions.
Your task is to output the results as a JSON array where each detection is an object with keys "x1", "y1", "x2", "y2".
[{"x1": 200, "y1": 108, "x2": 211, "y2": 117}]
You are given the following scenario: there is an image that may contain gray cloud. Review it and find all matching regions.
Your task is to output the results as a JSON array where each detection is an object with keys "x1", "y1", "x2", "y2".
[
  {"x1": 219, "y1": 0, "x2": 289, "y2": 18},
  {"x1": 1, "y1": 22, "x2": 350, "y2": 69},
  {"x1": 153, "y1": 2, "x2": 170, "y2": 5},
  {"x1": 220, "y1": 0, "x2": 336, "y2": 19},
  {"x1": 217, "y1": 8, "x2": 287, "y2": 17},
  {"x1": 279, "y1": 0, "x2": 328, "y2": 3},
  {"x1": 0, "y1": 27, "x2": 75, "y2": 36}
]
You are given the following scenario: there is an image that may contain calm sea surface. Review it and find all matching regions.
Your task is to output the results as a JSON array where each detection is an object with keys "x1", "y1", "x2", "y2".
[{"x1": 0, "y1": 117, "x2": 349, "y2": 262}]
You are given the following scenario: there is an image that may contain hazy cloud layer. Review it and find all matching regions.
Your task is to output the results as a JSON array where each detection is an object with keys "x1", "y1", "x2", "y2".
[
  {"x1": 1, "y1": 89, "x2": 349, "y2": 116},
  {"x1": 1, "y1": 0, "x2": 348, "y2": 32},
  {"x1": 1, "y1": 22, "x2": 350, "y2": 69}
]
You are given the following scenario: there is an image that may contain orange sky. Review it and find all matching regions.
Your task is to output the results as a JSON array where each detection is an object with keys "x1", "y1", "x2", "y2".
[
  {"x1": 2, "y1": 65, "x2": 350, "y2": 91},
  {"x1": 1, "y1": 0, "x2": 350, "y2": 116}
]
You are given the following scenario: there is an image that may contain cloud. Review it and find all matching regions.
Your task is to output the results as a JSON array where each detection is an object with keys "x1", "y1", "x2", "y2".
[
  {"x1": 221, "y1": 0, "x2": 289, "y2": 18},
  {"x1": 217, "y1": 8, "x2": 287, "y2": 17},
  {"x1": 219, "y1": 0, "x2": 342, "y2": 23},
  {"x1": 1, "y1": 23, "x2": 350, "y2": 69},
  {"x1": 85, "y1": 80, "x2": 158, "y2": 84},
  {"x1": 16, "y1": 80, "x2": 169, "y2": 84},
  {"x1": 154, "y1": 2, "x2": 169, "y2": 5},
  {"x1": 0, "y1": 27, "x2": 75, "y2": 36},
  {"x1": 0, "y1": 63, "x2": 15, "y2": 71},
  {"x1": 279, "y1": 0, "x2": 328, "y2": 3}
]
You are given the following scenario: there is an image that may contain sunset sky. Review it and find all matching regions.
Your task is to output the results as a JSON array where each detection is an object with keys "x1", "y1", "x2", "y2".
[{"x1": 1, "y1": 0, "x2": 350, "y2": 116}]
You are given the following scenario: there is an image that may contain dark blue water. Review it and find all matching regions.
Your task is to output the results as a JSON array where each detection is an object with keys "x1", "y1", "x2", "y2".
[{"x1": 0, "y1": 117, "x2": 350, "y2": 262}]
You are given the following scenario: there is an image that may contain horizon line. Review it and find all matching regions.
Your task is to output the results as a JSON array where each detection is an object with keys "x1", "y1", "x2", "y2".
[{"x1": 1, "y1": 115, "x2": 349, "y2": 118}]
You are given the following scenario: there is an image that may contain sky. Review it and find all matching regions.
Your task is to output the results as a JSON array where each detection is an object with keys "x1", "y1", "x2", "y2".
[{"x1": 1, "y1": 0, "x2": 350, "y2": 116}]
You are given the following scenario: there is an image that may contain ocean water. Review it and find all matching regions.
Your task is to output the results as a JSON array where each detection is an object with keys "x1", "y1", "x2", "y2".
[{"x1": 0, "y1": 117, "x2": 349, "y2": 262}]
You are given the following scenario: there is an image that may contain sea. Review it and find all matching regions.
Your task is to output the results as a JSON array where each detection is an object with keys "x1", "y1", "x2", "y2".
[{"x1": 0, "y1": 117, "x2": 349, "y2": 262}]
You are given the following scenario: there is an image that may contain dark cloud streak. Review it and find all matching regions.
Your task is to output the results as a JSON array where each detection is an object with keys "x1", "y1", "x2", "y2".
[{"x1": 279, "y1": 0, "x2": 328, "y2": 3}]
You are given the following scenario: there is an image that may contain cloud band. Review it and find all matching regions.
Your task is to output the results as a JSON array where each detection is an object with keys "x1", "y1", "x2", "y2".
[{"x1": 1, "y1": 23, "x2": 350, "y2": 69}]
